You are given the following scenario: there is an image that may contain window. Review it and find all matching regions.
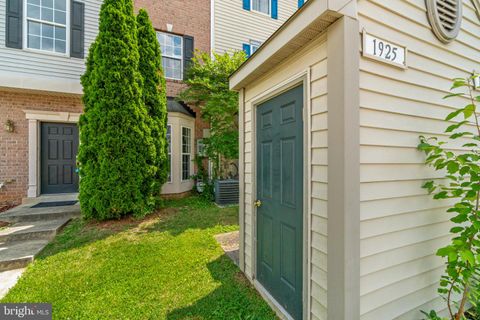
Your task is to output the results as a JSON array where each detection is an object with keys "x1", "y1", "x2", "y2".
[
  {"x1": 167, "y1": 125, "x2": 172, "y2": 182},
  {"x1": 26, "y1": 0, "x2": 68, "y2": 54},
  {"x1": 252, "y1": 0, "x2": 270, "y2": 14},
  {"x1": 250, "y1": 40, "x2": 262, "y2": 53},
  {"x1": 156, "y1": 32, "x2": 183, "y2": 80},
  {"x1": 181, "y1": 127, "x2": 192, "y2": 181},
  {"x1": 243, "y1": 40, "x2": 262, "y2": 57}
]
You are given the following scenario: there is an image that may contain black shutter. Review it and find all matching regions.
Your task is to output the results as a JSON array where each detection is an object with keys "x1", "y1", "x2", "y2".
[
  {"x1": 5, "y1": 0, "x2": 23, "y2": 49},
  {"x1": 70, "y1": 0, "x2": 85, "y2": 58},
  {"x1": 183, "y1": 35, "x2": 194, "y2": 80}
]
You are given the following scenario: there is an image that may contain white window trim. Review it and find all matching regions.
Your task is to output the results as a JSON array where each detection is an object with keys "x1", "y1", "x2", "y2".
[
  {"x1": 23, "y1": 0, "x2": 71, "y2": 57},
  {"x1": 157, "y1": 31, "x2": 184, "y2": 81},
  {"x1": 181, "y1": 126, "x2": 192, "y2": 182},
  {"x1": 250, "y1": 40, "x2": 262, "y2": 53},
  {"x1": 250, "y1": 0, "x2": 271, "y2": 16},
  {"x1": 167, "y1": 124, "x2": 172, "y2": 183}
]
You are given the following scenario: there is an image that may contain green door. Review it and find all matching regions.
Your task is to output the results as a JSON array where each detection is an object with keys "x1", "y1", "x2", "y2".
[{"x1": 256, "y1": 85, "x2": 304, "y2": 319}]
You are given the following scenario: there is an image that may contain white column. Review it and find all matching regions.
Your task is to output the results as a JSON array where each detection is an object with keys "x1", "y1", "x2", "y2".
[{"x1": 27, "y1": 119, "x2": 39, "y2": 198}]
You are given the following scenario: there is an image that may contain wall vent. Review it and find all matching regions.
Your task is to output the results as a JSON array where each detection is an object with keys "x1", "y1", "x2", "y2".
[{"x1": 426, "y1": 0, "x2": 462, "y2": 43}]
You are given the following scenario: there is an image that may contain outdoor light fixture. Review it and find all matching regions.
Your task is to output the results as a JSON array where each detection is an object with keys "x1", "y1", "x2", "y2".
[{"x1": 4, "y1": 119, "x2": 14, "y2": 133}]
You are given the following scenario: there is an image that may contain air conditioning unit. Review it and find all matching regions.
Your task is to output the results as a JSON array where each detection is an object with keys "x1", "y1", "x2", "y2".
[{"x1": 215, "y1": 179, "x2": 239, "y2": 205}]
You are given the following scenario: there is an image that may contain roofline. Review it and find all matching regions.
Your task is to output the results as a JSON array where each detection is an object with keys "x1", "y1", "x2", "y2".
[{"x1": 229, "y1": 0, "x2": 357, "y2": 90}]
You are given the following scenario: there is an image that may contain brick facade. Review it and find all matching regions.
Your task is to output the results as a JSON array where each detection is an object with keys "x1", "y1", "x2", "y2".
[
  {"x1": 0, "y1": 89, "x2": 83, "y2": 205},
  {"x1": 0, "y1": 1, "x2": 211, "y2": 204},
  {"x1": 135, "y1": 0, "x2": 212, "y2": 168}
]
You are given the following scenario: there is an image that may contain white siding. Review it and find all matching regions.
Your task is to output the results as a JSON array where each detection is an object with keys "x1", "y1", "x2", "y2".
[
  {"x1": 357, "y1": 0, "x2": 480, "y2": 319},
  {"x1": 0, "y1": 0, "x2": 101, "y2": 91},
  {"x1": 242, "y1": 34, "x2": 328, "y2": 320},
  {"x1": 213, "y1": 0, "x2": 298, "y2": 54}
]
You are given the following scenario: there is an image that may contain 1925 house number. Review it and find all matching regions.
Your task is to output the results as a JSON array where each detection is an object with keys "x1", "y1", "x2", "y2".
[{"x1": 362, "y1": 30, "x2": 408, "y2": 69}]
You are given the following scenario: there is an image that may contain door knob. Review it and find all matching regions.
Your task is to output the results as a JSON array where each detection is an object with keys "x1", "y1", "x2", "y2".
[{"x1": 254, "y1": 200, "x2": 262, "y2": 208}]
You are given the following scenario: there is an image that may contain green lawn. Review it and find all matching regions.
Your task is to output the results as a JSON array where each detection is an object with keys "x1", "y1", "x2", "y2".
[{"x1": 2, "y1": 197, "x2": 276, "y2": 320}]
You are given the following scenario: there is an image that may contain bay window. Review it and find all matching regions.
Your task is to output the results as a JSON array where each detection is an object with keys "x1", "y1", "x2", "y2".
[
  {"x1": 167, "y1": 125, "x2": 172, "y2": 183},
  {"x1": 181, "y1": 127, "x2": 192, "y2": 181}
]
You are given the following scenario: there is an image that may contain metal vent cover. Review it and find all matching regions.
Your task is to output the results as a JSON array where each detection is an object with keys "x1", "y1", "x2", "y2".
[{"x1": 426, "y1": 0, "x2": 463, "y2": 43}]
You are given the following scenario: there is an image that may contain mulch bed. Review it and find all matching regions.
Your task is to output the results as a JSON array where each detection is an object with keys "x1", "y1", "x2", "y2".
[{"x1": 86, "y1": 207, "x2": 179, "y2": 232}]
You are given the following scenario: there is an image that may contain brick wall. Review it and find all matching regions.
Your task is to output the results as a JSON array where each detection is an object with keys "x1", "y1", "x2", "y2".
[
  {"x1": 0, "y1": 89, "x2": 83, "y2": 205},
  {"x1": 134, "y1": 0, "x2": 210, "y2": 96},
  {"x1": 134, "y1": 0, "x2": 212, "y2": 164}
]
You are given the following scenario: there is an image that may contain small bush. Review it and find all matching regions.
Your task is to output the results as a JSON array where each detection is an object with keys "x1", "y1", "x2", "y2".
[{"x1": 418, "y1": 73, "x2": 480, "y2": 320}]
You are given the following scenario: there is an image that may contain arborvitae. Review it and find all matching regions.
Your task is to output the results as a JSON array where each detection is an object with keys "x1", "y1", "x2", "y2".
[
  {"x1": 136, "y1": 9, "x2": 169, "y2": 198},
  {"x1": 78, "y1": 0, "x2": 156, "y2": 220}
]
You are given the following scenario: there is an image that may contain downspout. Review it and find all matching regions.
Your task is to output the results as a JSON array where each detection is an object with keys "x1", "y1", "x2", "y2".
[{"x1": 210, "y1": 0, "x2": 215, "y2": 58}]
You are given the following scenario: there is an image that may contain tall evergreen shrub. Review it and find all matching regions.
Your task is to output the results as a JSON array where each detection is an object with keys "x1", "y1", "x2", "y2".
[
  {"x1": 78, "y1": 0, "x2": 156, "y2": 220},
  {"x1": 136, "y1": 9, "x2": 169, "y2": 197}
]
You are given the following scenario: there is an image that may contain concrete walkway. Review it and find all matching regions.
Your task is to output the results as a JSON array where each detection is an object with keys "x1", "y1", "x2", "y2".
[
  {"x1": 0, "y1": 194, "x2": 80, "y2": 299},
  {"x1": 214, "y1": 231, "x2": 240, "y2": 266}
]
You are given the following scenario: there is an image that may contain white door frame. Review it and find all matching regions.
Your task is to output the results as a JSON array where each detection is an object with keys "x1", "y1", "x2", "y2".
[
  {"x1": 24, "y1": 110, "x2": 81, "y2": 198},
  {"x1": 248, "y1": 69, "x2": 311, "y2": 320}
]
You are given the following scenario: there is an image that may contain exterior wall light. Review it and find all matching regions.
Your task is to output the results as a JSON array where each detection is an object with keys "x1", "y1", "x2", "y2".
[{"x1": 4, "y1": 119, "x2": 15, "y2": 133}]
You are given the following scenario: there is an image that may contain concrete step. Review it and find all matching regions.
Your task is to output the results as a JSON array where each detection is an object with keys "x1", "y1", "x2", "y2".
[
  {"x1": 22, "y1": 193, "x2": 79, "y2": 205},
  {"x1": 0, "y1": 205, "x2": 80, "y2": 223},
  {"x1": 0, "y1": 240, "x2": 49, "y2": 272},
  {"x1": 0, "y1": 218, "x2": 71, "y2": 243}
]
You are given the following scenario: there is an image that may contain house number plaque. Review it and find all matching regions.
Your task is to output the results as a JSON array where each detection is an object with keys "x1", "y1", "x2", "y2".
[{"x1": 362, "y1": 30, "x2": 408, "y2": 69}]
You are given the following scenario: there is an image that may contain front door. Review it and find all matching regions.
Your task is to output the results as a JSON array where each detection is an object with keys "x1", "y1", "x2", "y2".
[
  {"x1": 41, "y1": 123, "x2": 79, "y2": 194},
  {"x1": 256, "y1": 85, "x2": 304, "y2": 319}
]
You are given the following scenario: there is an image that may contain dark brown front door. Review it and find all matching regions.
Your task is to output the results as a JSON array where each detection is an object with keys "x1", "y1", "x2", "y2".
[{"x1": 41, "y1": 123, "x2": 79, "y2": 194}]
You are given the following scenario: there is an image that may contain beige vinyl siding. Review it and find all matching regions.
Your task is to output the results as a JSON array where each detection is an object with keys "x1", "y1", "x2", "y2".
[
  {"x1": 0, "y1": 0, "x2": 101, "y2": 81},
  {"x1": 213, "y1": 0, "x2": 298, "y2": 54},
  {"x1": 357, "y1": 0, "x2": 480, "y2": 319},
  {"x1": 242, "y1": 34, "x2": 327, "y2": 320}
]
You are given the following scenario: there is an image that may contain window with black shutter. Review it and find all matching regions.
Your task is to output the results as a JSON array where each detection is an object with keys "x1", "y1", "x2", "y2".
[
  {"x1": 6, "y1": 0, "x2": 84, "y2": 57},
  {"x1": 156, "y1": 31, "x2": 184, "y2": 80}
]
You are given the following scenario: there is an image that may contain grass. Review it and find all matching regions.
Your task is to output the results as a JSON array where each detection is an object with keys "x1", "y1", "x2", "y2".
[{"x1": 2, "y1": 197, "x2": 277, "y2": 320}]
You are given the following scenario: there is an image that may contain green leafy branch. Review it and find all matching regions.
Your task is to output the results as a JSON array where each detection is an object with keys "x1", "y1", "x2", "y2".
[{"x1": 418, "y1": 73, "x2": 480, "y2": 320}]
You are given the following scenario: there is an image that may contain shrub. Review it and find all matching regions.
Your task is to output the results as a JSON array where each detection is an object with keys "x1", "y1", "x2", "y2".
[
  {"x1": 418, "y1": 73, "x2": 480, "y2": 320},
  {"x1": 136, "y1": 9, "x2": 168, "y2": 200},
  {"x1": 178, "y1": 51, "x2": 246, "y2": 179},
  {"x1": 78, "y1": 0, "x2": 156, "y2": 220}
]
